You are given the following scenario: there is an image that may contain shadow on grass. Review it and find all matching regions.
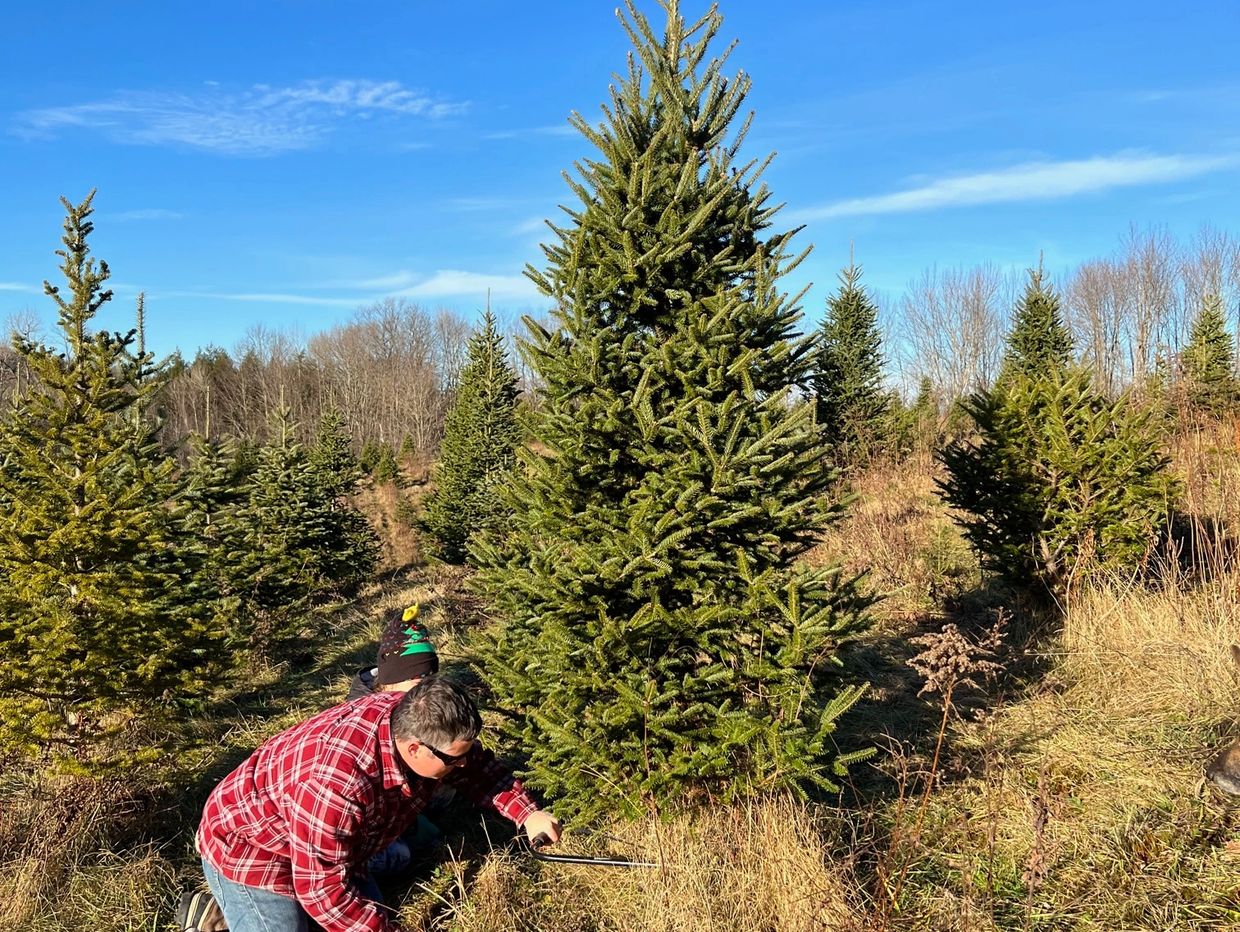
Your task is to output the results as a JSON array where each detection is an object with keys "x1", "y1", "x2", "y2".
[
  {"x1": 1161, "y1": 510, "x2": 1238, "y2": 582},
  {"x1": 828, "y1": 575, "x2": 1063, "y2": 810}
]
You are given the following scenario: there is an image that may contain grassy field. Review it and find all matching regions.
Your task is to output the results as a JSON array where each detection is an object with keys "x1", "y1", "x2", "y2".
[{"x1": 3, "y1": 444, "x2": 1240, "y2": 931}]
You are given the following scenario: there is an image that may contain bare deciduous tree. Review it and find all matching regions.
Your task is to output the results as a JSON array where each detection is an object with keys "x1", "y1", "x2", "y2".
[{"x1": 897, "y1": 264, "x2": 1009, "y2": 402}]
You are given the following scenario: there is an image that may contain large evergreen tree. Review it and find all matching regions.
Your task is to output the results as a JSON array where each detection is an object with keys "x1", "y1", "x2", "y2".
[
  {"x1": 1180, "y1": 293, "x2": 1236, "y2": 417},
  {"x1": 813, "y1": 263, "x2": 889, "y2": 463},
  {"x1": 472, "y1": 1, "x2": 871, "y2": 820},
  {"x1": 424, "y1": 311, "x2": 521, "y2": 563},
  {"x1": 999, "y1": 266, "x2": 1074, "y2": 385},
  {"x1": 0, "y1": 193, "x2": 230, "y2": 768}
]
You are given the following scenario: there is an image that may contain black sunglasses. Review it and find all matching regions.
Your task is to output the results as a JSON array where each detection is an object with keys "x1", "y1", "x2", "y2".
[{"x1": 420, "y1": 740, "x2": 470, "y2": 767}]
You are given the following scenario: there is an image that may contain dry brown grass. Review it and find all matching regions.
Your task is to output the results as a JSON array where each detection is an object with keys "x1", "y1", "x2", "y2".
[
  {"x1": 412, "y1": 797, "x2": 864, "y2": 932},
  {"x1": 892, "y1": 572, "x2": 1240, "y2": 929},
  {"x1": 0, "y1": 775, "x2": 178, "y2": 932},
  {"x1": 10, "y1": 440, "x2": 1240, "y2": 930},
  {"x1": 807, "y1": 455, "x2": 977, "y2": 619},
  {"x1": 354, "y1": 478, "x2": 427, "y2": 570}
]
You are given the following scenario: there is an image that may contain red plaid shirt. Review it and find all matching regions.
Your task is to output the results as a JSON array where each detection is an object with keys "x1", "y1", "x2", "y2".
[{"x1": 197, "y1": 691, "x2": 539, "y2": 932}]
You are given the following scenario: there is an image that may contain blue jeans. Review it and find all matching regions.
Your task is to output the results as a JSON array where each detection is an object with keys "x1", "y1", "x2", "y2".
[{"x1": 201, "y1": 856, "x2": 308, "y2": 932}]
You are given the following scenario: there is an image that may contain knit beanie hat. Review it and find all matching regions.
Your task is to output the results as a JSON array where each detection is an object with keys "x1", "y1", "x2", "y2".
[{"x1": 376, "y1": 603, "x2": 440, "y2": 687}]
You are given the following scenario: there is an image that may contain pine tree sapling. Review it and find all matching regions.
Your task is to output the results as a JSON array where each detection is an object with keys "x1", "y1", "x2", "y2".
[
  {"x1": 998, "y1": 266, "x2": 1074, "y2": 385},
  {"x1": 940, "y1": 369, "x2": 1177, "y2": 595},
  {"x1": 814, "y1": 263, "x2": 890, "y2": 463},
  {"x1": 1181, "y1": 293, "x2": 1237, "y2": 418},
  {"x1": 472, "y1": 1, "x2": 872, "y2": 820},
  {"x1": 424, "y1": 311, "x2": 521, "y2": 563},
  {"x1": 182, "y1": 433, "x2": 251, "y2": 611},
  {"x1": 310, "y1": 406, "x2": 362, "y2": 499},
  {"x1": 234, "y1": 407, "x2": 378, "y2": 638},
  {"x1": 0, "y1": 193, "x2": 231, "y2": 769},
  {"x1": 370, "y1": 443, "x2": 400, "y2": 484}
]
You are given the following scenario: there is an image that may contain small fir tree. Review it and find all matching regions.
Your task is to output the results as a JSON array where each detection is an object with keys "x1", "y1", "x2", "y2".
[
  {"x1": 309, "y1": 406, "x2": 362, "y2": 499},
  {"x1": 940, "y1": 369, "x2": 1176, "y2": 596},
  {"x1": 998, "y1": 266, "x2": 1074, "y2": 384},
  {"x1": 234, "y1": 407, "x2": 378, "y2": 634},
  {"x1": 472, "y1": 1, "x2": 872, "y2": 820},
  {"x1": 423, "y1": 311, "x2": 522, "y2": 563},
  {"x1": 182, "y1": 433, "x2": 251, "y2": 610},
  {"x1": 1181, "y1": 293, "x2": 1237, "y2": 417},
  {"x1": 359, "y1": 440, "x2": 382, "y2": 474},
  {"x1": 0, "y1": 193, "x2": 230, "y2": 768},
  {"x1": 370, "y1": 443, "x2": 400, "y2": 484},
  {"x1": 398, "y1": 434, "x2": 417, "y2": 463},
  {"x1": 813, "y1": 263, "x2": 890, "y2": 463}
]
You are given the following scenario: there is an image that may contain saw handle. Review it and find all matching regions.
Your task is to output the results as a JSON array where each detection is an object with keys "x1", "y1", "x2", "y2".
[{"x1": 531, "y1": 832, "x2": 553, "y2": 849}]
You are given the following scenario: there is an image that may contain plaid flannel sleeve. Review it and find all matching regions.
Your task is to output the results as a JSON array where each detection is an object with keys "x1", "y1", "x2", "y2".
[{"x1": 446, "y1": 743, "x2": 540, "y2": 826}]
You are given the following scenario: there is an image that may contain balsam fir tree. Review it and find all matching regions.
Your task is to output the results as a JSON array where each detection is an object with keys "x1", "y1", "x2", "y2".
[
  {"x1": 0, "y1": 193, "x2": 230, "y2": 768},
  {"x1": 370, "y1": 443, "x2": 399, "y2": 484},
  {"x1": 234, "y1": 407, "x2": 378, "y2": 635},
  {"x1": 943, "y1": 263, "x2": 1175, "y2": 596},
  {"x1": 813, "y1": 263, "x2": 890, "y2": 463},
  {"x1": 998, "y1": 266, "x2": 1074, "y2": 385},
  {"x1": 472, "y1": 1, "x2": 872, "y2": 820},
  {"x1": 941, "y1": 378, "x2": 1174, "y2": 596},
  {"x1": 424, "y1": 311, "x2": 521, "y2": 563},
  {"x1": 1180, "y1": 293, "x2": 1237, "y2": 417},
  {"x1": 309, "y1": 406, "x2": 362, "y2": 500},
  {"x1": 182, "y1": 433, "x2": 250, "y2": 612}
]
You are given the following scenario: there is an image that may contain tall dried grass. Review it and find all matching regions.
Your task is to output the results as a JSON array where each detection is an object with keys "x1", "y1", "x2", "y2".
[{"x1": 420, "y1": 798, "x2": 864, "y2": 932}]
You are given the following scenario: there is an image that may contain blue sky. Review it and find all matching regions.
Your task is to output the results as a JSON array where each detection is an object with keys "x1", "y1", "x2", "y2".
[{"x1": 2, "y1": 0, "x2": 1238, "y2": 358}]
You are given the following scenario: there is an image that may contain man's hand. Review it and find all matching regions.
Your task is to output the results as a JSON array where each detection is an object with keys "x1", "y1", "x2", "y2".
[{"x1": 524, "y1": 810, "x2": 562, "y2": 847}]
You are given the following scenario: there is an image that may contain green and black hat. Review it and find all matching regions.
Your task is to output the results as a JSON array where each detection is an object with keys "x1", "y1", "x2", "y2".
[{"x1": 376, "y1": 603, "x2": 440, "y2": 687}]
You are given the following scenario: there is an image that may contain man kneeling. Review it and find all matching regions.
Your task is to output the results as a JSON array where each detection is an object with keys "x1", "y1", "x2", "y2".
[{"x1": 196, "y1": 675, "x2": 560, "y2": 932}]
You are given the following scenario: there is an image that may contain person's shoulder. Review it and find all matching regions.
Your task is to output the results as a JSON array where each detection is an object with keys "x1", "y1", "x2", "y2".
[
  {"x1": 294, "y1": 696, "x2": 399, "y2": 777},
  {"x1": 347, "y1": 667, "x2": 377, "y2": 701}
]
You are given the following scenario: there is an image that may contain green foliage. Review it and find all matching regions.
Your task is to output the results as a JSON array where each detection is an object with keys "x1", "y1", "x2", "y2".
[
  {"x1": 1180, "y1": 293, "x2": 1237, "y2": 417},
  {"x1": 181, "y1": 433, "x2": 251, "y2": 608},
  {"x1": 359, "y1": 440, "x2": 381, "y2": 474},
  {"x1": 233, "y1": 407, "x2": 378, "y2": 634},
  {"x1": 998, "y1": 267, "x2": 1074, "y2": 385},
  {"x1": 398, "y1": 434, "x2": 417, "y2": 462},
  {"x1": 360, "y1": 439, "x2": 401, "y2": 482},
  {"x1": 471, "y1": 1, "x2": 872, "y2": 820},
  {"x1": 813, "y1": 263, "x2": 890, "y2": 463},
  {"x1": 939, "y1": 369, "x2": 1177, "y2": 595},
  {"x1": 424, "y1": 311, "x2": 521, "y2": 563},
  {"x1": 309, "y1": 406, "x2": 362, "y2": 499},
  {"x1": 906, "y1": 377, "x2": 943, "y2": 452},
  {"x1": 0, "y1": 193, "x2": 231, "y2": 768}
]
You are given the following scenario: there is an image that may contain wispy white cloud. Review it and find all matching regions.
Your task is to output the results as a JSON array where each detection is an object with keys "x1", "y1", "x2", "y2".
[
  {"x1": 157, "y1": 290, "x2": 364, "y2": 307},
  {"x1": 350, "y1": 272, "x2": 420, "y2": 290},
  {"x1": 157, "y1": 268, "x2": 545, "y2": 308},
  {"x1": 13, "y1": 79, "x2": 467, "y2": 156},
  {"x1": 484, "y1": 124, "x2": 577, "y2": 141},
  {"x1": 790, "y1": 152, "x2": 1237, "y2": 221},
  {"x1": 0, "y1": 282, "x2": 38, "y2": 293},
  {"x1": 443, "y1": 196, "x2": 534, "y2": 212},
  {"x1": 511, "y1": 216, "x2": 549, "y2": 236},
  {"x1": 394, "y1": 270, "x2": 542, "y2": 302},
  {"x1": 112, "y1": 208, "x2": 184, "y2": 222}
]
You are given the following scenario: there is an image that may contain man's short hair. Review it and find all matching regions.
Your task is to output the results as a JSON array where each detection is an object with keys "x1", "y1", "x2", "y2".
[{"x1": 390, "y1": 674, "x2": 482, "y2": 748}]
